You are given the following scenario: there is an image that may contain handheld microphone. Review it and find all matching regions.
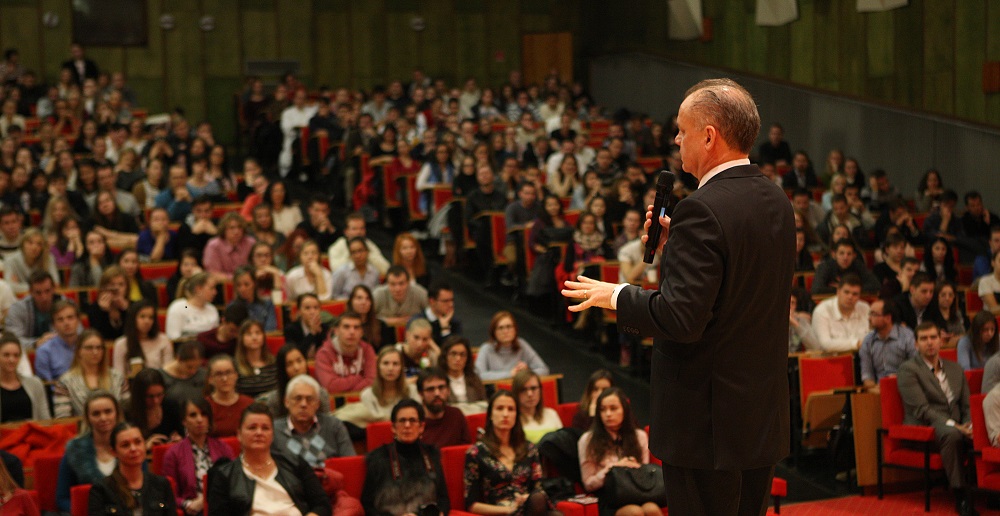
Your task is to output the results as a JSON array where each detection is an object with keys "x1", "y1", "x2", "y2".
[{"x1": 643, "y1": 170, "x2": 675, "y2": 264}]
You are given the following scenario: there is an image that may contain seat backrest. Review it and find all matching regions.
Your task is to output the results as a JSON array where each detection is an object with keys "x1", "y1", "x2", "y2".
[
  {"x1": 966, "y1": 369, "x2": 984, "y2": 395},
  {"x1": 967, "y1": 289, "x2": 984, "y2": 313},
  {"x1": 879, "y1": 376, "x2": 904, "y2": 427},
  {"x1": 556, "y1": 402, "x2": 579, "y2": 428},
  {"x1": 265, "y1": 335, "x2": 285, "y2": 355},
  {"x1": 151, "y1": 442, "x2": 173, "y2": 475},
  {"x1": 220, "y1": 436, "x2": 241, "y2": 456},
  {"x1": 325, "y1": 455, "x2": 366, "y2": 499},
  {"x1": 366, "y1": 421, "x2": 393, "y2": 452},
  {"x1": 69, "y1": 484, "x2": 90, "y2": 516},
  {"x1": 441, "y1": 445, "x2": 471, "y2": 512},
  {"x1": 940, "y1": 348, "x2": 958, "y2": 362},
  {"x1": 970, "y1": 393, "x2": 989, "y2": 452},
  {"x1": 33, "y1": 454, "x2": 63, "y2": 512},
  {"x1": 798, "y1": 354, "x2": 855, "y2": 409},
  {"x1": 465, "y1": 413, "x2": 487, "y2": 437}
]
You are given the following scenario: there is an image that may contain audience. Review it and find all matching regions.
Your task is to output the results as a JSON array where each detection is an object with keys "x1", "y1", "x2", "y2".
[
  {"x1": 811, "y1": 275, "x2": 871, "y2": 352},
  {"x1": 330, "y1": 236, "x2": 381, "y2": 299},
  {"x1": 160, "y1": 341, "x2": 207, "y2": 414},
  {"x1": 894, "y1": 272, "x2": 936, "y2": 330},
  {"x1": 161, "y1": 397, "x2": 235, "y2": 514},
  {"x1": 164, "y1": 272, "x2": 219, "y2": 341},
  {"x1": 233, "y1": 319, "x2": 277, "y2": 397},
  {"x1": 327, "y1": 212, "x2": 390, "y2": 274},
  {"x1": 285, "y1": 239, "x2": 332, "y2": 301},
  {"x1": 257, "y1": 344, "x2": 331, "y2": 418},
  {"x1": 348, "y1": 284, "x2": 395, "y2": 351},
  {"x1": 283, "y1": 292, "x2": 329, "y2": 358},
  {"x1": 573, "y1": 369, "x2": 614, "y2": 431},
  {"x1": 196, "y1": 303, "x2": 249, "y2": 358},
  {"x1": 126, "y1": 368, "x2": 181, "y2": 450},
  {"x1": 228, "y1": 265, "x2": 278, "y2": 331},
  {"x1": 87, "y1": 422, "x2": 177, "y2": 515},
  {"x1": 55, "y1": 390, "x2": 123, "y2": 512},
  {"x1": 514, "y1": 369, "x2": 563, "y2": 443},
  {"x1": 34, "y1": 300, "x2": 83, "y2": 381},
  {"x1": 438, "y1": 335, "x2": 487, "y2": 414},
  {"x1": 373, "y1": 265, "x2": 428, "y2": 326},
  {"x1": 4, "y1": 228, "x2": 59, "y2": 293},
  {"x1": 956, "y1": 311, "x2": 998, "y2": 371},
  {"x1": 0, "y1": 332, "x2": 49, "y2": 422},
  {"x1": 395, "y1": 318, "x2": 440, "y2": 377},
  {"x1": 417, "y1": 367, "x2": 471, "y2": 448},
  {"x1": 272, "y1": 374, "x2": 355, "y2": 464},
  {"x1": 858, "y1": 299, "x2": 915, "y2": 392},
  {"x1": 476, "y1": 311, "x2": 550, "y2": 381},
  {"x1": 204, "y1": 354, "x2": 254, "y2": 437}
]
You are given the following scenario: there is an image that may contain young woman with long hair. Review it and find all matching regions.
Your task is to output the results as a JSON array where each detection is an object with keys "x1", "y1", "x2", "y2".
[
  {"x1": 3, "y1": 227, "x2": 59, "y2": 293},
  {"x1": 69, "y1": 230, "x2": 114, "y2": 287},
  {"x1": 52, "y1": 330, "x2": 128, "y2": 418},
  {"x1": 284, "y1": 239, "x2": 332, "y2": 301},
  {"x1": 234, "y1": 319, "x2": 278, "y2": 397},
  {"x1": 0, "y1": 332, "x2": 50, "y2": 423},
  {"x1": 50, "y1": 216, "x2": 84, "y2": 267},
  {"x1": 228, "y1": 265, "x2": 278, "y2": 331},
  {"x1": 160, "y1": 340, "x2": 208, "y2": 412},
  {"x1": 929, "y1": 282, "x2": 967, "y2": 347},
  {"x1": 0, "y1": 455, "x2": 38, "y2": 515},
  {"x1": 392, "y1": 232, "x2": 429, "y2": 289},
  {"x1": 347, "y1": 284, "x2": 394, "y2": 351},
  {"x1": 165, "y1": 272, "x2": 219, "y2": 341},
  {"x1": 437, "y1": 335, "x2": 487, "y2": 413},
  {"x1": 87, "y1": 265, "x2": 131, "y2": 340},
  {"x1": 359, "y1": 347, "x2": 416, "y2": 422},
  {"x1": 113, "y1": 300, "x2": 173, "y2": 379},
  {"x1": 573, "y1": 369, "x2": 614, "y2": 431},
  {"x1": 513, "y1": 369, "x2": 563, "y2": 443},
  {"x1": 125, "y1": 368, "x2": 182, "y2": 450},
  {"x1": 55, "y1": 391, "x2": 123, "y2": 512},
  {"x1": 476, "y1": 311, "x2": 550, "y2": 381},
  {"x1": 957, "y1": 311, "x2": 999, "y2": 371},
  {"x1": 265, "y1": 180, "x2": 301, "y2": 237},
  {"x1": 161, "y1": 398, "x2": 235, "y2": 514},
  {"x1": 87, "y1": 422, "x2": 177, "y2": 515},
  {"x1": 248, "y1": 241, "x2": 286, "y2": 305},
  {"x1": 166, "y1": 249, "x2": 202, "y2": 303}
]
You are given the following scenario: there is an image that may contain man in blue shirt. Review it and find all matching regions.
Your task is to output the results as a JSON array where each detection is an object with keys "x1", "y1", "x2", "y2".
[
  {"x1": 859, "y1": 298, "x2": 916, "y2": 392},
  {"x1": 34, "y1": 300, "x2": 82, "y2": 381}
]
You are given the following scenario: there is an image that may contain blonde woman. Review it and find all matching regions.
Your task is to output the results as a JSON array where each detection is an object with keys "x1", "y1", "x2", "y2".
[
  {"x1": 4, "y1": 228, "x2": 60, "y2": 293},
  {"x1": 337, "y1": 347, "x2": 417, "y2": 427},
  {"x1": 52, "y1": 329, "x2": 128, "y2": 417}
]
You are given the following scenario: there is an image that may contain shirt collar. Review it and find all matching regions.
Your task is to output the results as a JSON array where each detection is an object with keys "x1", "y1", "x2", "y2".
[
  {"x1": 287, "y1": 415, "x2": 319, "y2": 433},
  {"x1": 698, "y1": 158, "x2": 751, "y2": 189}
]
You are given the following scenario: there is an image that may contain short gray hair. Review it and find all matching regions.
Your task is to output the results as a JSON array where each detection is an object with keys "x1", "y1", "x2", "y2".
[
  {"x1": 684, "y1": 78, "x2": 760, "y2": 155},
  {"x1": 285, "y1": 374, "x2": 321, "y2": 400}
]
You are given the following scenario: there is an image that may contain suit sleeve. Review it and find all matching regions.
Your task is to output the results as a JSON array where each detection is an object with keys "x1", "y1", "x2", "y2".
[{"x1": 616, "y1": 196, "x2": 724, "y2": 345}]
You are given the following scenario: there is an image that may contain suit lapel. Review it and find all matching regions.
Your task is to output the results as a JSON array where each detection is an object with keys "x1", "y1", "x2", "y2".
[{"x1": 914, "y1": 357, "x2": 947, "y2": 402}]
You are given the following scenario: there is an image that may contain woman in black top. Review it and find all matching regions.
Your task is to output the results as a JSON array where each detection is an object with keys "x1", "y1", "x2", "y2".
[
  {"x1": 0, "y1": 332, "x2": 50, "y2": 422},
  {"x1": 87, "y1": 266, "x2": 132, "y2": 340},
  {"x1": 125, "y1": 368, "x2": 182, "y2": 451},
  {"x1": 88, "y1": 422, "x2": 177, "y2": 516}
]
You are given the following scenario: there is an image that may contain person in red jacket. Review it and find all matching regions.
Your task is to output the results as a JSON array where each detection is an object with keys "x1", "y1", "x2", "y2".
[{"x1": 315, "y1": 311, "x2": 376, "y2": 394}]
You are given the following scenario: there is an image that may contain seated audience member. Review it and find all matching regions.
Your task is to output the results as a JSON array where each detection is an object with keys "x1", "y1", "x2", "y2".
[
  {"x1": 971, "y1": 227, "x2": 1000, "y2": 279},
  {"x1": 165, "y1": 272, "x2": 219, "y2": 341},
  {"x1": 257, "y1": 344, "x2": 331, "y2": 418},
  {"x1": 875, "y1": 198, "x2": 924, "y2": 247},
  {"x1": 438, "y1": 336, "x2": 487, "y2": 413},
  {"x1": 327, "y1": 212, "x2": 390, "y2": 274},
  {"x1": 872, "y1": 233, "x2": 907, "y2": 286},
  {"x1": 203, "y1": 212, "x2": 255, "y2": 282},
  {"x1": 160, "y1": 341, "x2": 208, "y2": 412},
  {"x1": 811, "y1": 275, "x2": 871, "y2": 352},
  {"x1": 956, "y1": 311, "x2": 998, "y2": 372},
  {"x1": 373, "y1": 265, "x2": 429, "y2": 326},
  {"x1": 344, "y1": 347, "x2": 416, "y2": 426},
  {"x1": 348, "y1": 284, "x2": 395, "y2": 351},
  {"x1": 618, "y1": 235, "x2": 658, "y2": 285},
  {"x1": 316, "y1": 311, "x2": 377, "y2": 393},
  {"x1": 897, "y1": 322, "x2": 975, "y2": 516},
  {"x1": 113, "y1": 301, "x2": 173, "y2": 379},
  {"x1": 272, "y1": 374, "x2": 355, "y2": 463},
  {"x1": 396, "y1": 318, "x2": 441, "y2": 377},
  {"x1": 859, "y1": 299, "x2": 915, "y2": 392},
  {"x1": 789, "y1": 290, "x2": 819, "y2": 353},
  {"x1": 894, "y1": 272, "x2": 936, "y2": 330},
  {"x1": 573, "y1": 370, "x2": 614, "y2": 431},
  {"x1": 0, "y1": 207, "x2": 21, "y2": 260},
  {"x1": 393, "y1": 233, "x2": 431, "y2": 289},
  {"x1": 155, "y1": 165, "x2": 195, "y2": 222},
  {"x1": 578, "y1": 387, "x2": 660, "y2": 516},
  {"x1": 162, "y1": 397, "x2": 236, "y2": 514},
  {"x1": 794, "y1": 229, "x2": 814, "y2": 272},
  {"x1": 361, "y1": 399, "x2": 450, "y2": 516},
  {"x1": 55, "y1": 391, "x2": 124, "y2": 512},
  {"x1": 476, "y1": 311, "x2": 550, "y2": 381},
  {"x1": 228, "y1": 265, "x2": 278, "y2": 332},
  {"x1": 464, "y1": 391, "x2": 556, "y2": 516},
  {"x1": 167, "y1": 249, "x2": 203, "y2": 302},
  {"x1": 812, "y1": 239, "x2": 880, "y2": 294},
  {"x1": 330, "y1": 236, "x2": 381, "y2": 299},
  {"x1": 233, "y1": 320, "x2": 278, "y2": 397},
  {"x1": 249, "y1": 204, "x2": 286, "y2": 252},
  {"x1": 880, "y1": 256, "x2": 920, "y2": 301},
  {"x1": 0, "y1": 332, "x2": 50, "y2": 422},
  {"x1": 174, "y1": 196, "x2": 217, "y2": 259},
  {"x1": 87, "y1": 266, "x2": 131, "y2": 340},
  {"x1": 514, "y1": 369, "x2": 563, "y2": 443},
  {"x1": 984, "y1": 382, "x2": 1000, "y2": 447},
  {"x1": 126, "y1": 368, "x2": 182, "y2": 450},
  {"x1": 816, "y1": 194, "x2": 864, "y2": 247},
  {"x1": 119, "y1": 249, "x2": 158, "y2": 305},
  {"x1": 790, "y1": 188, "x2": 825, "y2": 231},
  {"x1": 248, "y1": 241, "x2": 286, "y2": 304},
  {"x1": 961, "y1": 190, "x2": 1000, "y2": 248},
  {"x1": 69, "y1": 230, "x2": 114, "y2": 287},
  {"x1": 285, "y1": 239, "x2": 333, "y2": 301},
  {"x1": 923, "y1": 237, "x2": 958, "y2": 285},
  {"x1": 87, "y1": 422, "x2": 177, "y2": 515},
  {"x1": 417, "y1": 367, "x2": 471, "y2": 448},
  {"x1": 4, "y1": 228, "x2": 59, "y2": 293},
  {"x1": 979, "y1": 251, "x2": 1000, "y2": 316},
  {"x1": 296, "y1": 195, "x2": 338, "y2": 249},
  {"x1": 0, "y1": 458, "x2": 36, "y2": 514},
  {"x1": 34, "y1": 300, "x2": 83, "y2": 381},
  {"x1": 265, "y1": 180, "x2": 302, "y2": 237},
  {"x1": 204, "y1": 354, "x2": 254, "y2": 437},
  {"x1": 52, "y1": 329, "x2": 128, "y2": 417},
  {"x1": 88, "y1": 190, "x2": 140, "y2": 249},
  {"x1": 413, "y1": 281, "x2": 462, "y2": 345},
  {"x1": 136, "y1": 207, "x2": 177, "y2": 261},
  {"x1": 50, "y1": 217, "x2": 84, "y2": 267},
  {"x1": 197, "y1": 303, "x2": 249, "y2": 358},
  {"x1": 930, "y1": 282, "x2": 967, "y2": 347},
  {"x1": 207, "y1": 403, "x2": 332, "y2": 516},
  {"x1": 284, "y1": 293, "x2": 329, "y2": 358}
]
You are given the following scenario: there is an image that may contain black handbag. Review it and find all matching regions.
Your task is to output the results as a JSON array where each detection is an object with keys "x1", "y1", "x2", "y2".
[{"x1": 603, "y1": 464, "x2": 668, "y2": 508}]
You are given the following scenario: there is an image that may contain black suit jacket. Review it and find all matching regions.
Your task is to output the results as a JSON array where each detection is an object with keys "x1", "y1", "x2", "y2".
[
  {"x1": 61, "y1": 59, "x2": 99, "y2": 85},
  {"x1": 617, "y1": 164, "x2": 795, "y2": 470}
]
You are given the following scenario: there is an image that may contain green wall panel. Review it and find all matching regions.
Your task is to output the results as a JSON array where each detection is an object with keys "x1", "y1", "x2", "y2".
[
  {"x1": 954, "y1": 0, "x2": 986, "y2": 121},
  {"x1": 454, "y1": 14, "x2": 487, "y2": 84},
  {"x1": 987, "y1": 0, "x2": 1000, "y2": 125},
  {"x1": 892, "y1": 0, "x2": 923, "y2": 108},
  {"x1": 203, "y1": 0, "x2": 243, "y2": 77},
  {"x1": 0, "y1": 7, "x2": 40, "y2": 76},
  {"x1": 277, "y1": 0, "x2": 314, "y2": 77},
  {"x1": 39, "y1": 0, "x2": 72, "y2": 82},
  {"x1": 744, "y1": 20, "x2": 769, "y2": 75},
  {"x1": 385, "y1": 12, "x2": 421, "y2": 82},
  {"x1": 788, "y1": 0, "x2": 815, "y2": 86},
  {"x1": 86, "y1": 48, "x2": 125, "y2": 77},
  {"x1": 163, "y1": 7, "x2": 205, "y2": 122},
  {"x1": 923, "y1": 71, "x2": 954, "y2": 114},
  {"x1": 241, "y1": 10, "x2": 278, "y2": 61},
  {"x1": 204, "y1": 77, "x2": 243, "y2": 146},
  {"x1": 124, "y1": 0, "x2": 164, "y2": 79},
  {"x1": 486, "y1": 0, "x2": 520, "y2": 86},
  {"x1": 347, "y1": 0, "x2": 383, "y2": 87},
  {"x1": 313, "y1": 11, "x2": 351, "y2": 88},
  {"x1": 128, "y1": 78, "x2": 165, "y2": 114},
  {"x1": 813, "y1": 0, "x2": 840, "y2": 88},
  {"x1": 420, "y1": 0, "x2": 455, "y2": 83},
  {"x1": 923, "y1": 0, "x2": 954, "y2": 74},
  {"x1": 865, "y1": 11, "x2": 893, "y2": 78},
  {"x1": 838, "y1": 1, "x2": 865, "y2": 96}
]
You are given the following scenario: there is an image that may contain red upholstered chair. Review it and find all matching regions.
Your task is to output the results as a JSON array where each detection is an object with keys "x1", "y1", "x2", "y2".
[
  {"x1": 265, "y1": 335, "x2": 285, "y2": 355},
  {"x1": 151, "y1": 442, "x2": 173, "y2": 474},
  {"x1": 967, "y1": 290, "x2": 984, "y2": 314},
  {"x1": 966, "y1": 369, "x2": 984, "y2": 395},
  {"x1": 797, "y1": 354, "x2": 856, "y2": 449},
  {"x1": 877, "y1": 375, "x2": 944, "y2": 511},
  {"x1": 33, "y1": 454, "x2": 63, "y2": 512},
  {"x1": 465, "y1": 412, "x2": 487, "y2": 437},
  {"x1": 969, "y1": 393, "x2": 1000, "y2": 494},
  {"x1": 325, "y1": 455, "x2": 366, "y2": 499},
  {"x1": 69, "y1": 484, "x2": 90, "y2": 516},
  {"x1": 556, "y1": 402, "x2": 580, "y2": 428},
  {"x1": 220, "y1": 436, "x2": 241, "y2": 456},
  {"x1": 940, "y1": 348, "x2": 959, "y2": 362},
  {"x1": 366, "y1": 421, "x2": 393, "y2": 451},
  {"x1": 441, "y1": 445, "x2": 473, "y2": 513}
]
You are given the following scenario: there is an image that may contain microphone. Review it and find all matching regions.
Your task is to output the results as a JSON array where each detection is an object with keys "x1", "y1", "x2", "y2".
[{"x1": 643, "y1": 170, "x2": 675, "y2": 264}]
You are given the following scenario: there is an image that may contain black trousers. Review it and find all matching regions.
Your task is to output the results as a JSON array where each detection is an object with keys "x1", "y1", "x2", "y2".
[{"x1": 661, "y1": 463, "x2": 775, "y2": 516}]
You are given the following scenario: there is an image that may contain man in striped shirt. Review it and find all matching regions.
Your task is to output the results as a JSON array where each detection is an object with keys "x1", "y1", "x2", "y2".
[{"x1": 859, "y1": 298, "x2": 916, "y2": 393}]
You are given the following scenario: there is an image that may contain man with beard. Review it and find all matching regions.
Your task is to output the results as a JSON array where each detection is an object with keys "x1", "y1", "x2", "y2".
[{"x1": 417, "y1": 368, "x2": 470, "y2": 448}]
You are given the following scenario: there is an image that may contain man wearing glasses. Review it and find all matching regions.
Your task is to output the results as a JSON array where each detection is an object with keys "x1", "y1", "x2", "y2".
[
  {"x1": 417, "y1": 367, "x2": 470, "y2": 448},
  {"x1": 859, "y1": 299, "x2": 915, "y2": 393}
]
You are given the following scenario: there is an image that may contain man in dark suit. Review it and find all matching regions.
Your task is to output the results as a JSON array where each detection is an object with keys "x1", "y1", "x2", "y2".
[
  {"x1": 893, "y1": 272, "x2": 936, "y2": 330},
  {"x1": 61, "y1": 44, "x2": 98, "y2": 85},
  {"x1": 897, "y1": 322, "x2": 975, "y2": 515},
  {"x1": 562, "y1": 78, "x2": 795, "y2": 515}
]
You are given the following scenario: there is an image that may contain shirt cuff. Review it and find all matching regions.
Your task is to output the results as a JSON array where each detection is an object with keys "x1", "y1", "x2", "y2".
[
  {"x1": 947, "y1": 419, "x2": 956, "y2": 427},
  {"x1": 611, "y1": 283, "x2": 629, "y2": 310}
]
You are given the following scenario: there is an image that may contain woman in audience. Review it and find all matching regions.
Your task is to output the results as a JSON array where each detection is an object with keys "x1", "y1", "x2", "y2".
[
  {"x1": 126, "y1": 368, "x2": 182, "y2": 450},
  {"x1": 438, "y1": 335, "x2": 487, "y2": 413},
  {"x1": 53, "y1": 329, "x2": 128, "y2": 418},
  {"x1": 136, "y1": 207, "x2": 177, "y2": 262},
  {"x1": 4, "y1": 227, "x2": 59, "y2": 293},
  {"x1": 923, "y1": 236, "x2": 957, "y2": 285},
  {"x1": 69, "y1": 230, "x2": 115, "y2": 287},
  {"x1": 119, "y1": 247, "x2": 159, "y2": 305},
  {"x1": 207, "y1": 403, "x2": 331, "y2": 516},
  {"x1": 571, "y1": 211, "x2": 611, "y2": 271},
  {"x1": 0, "y1": 458, "x2": 37, "y2": 515},
  {"x1": 165, "y1": 272, "x2": 219, "y2": 341},
  {"x1": 204, "y1": 212, "x2": 255, "y2": 282},
  {"x1": 234, "y1": 319, "x2": 278, "y2": 397},
  {"x1": 821, "y1": 173, "x2": 847, "y2": 212},
  {"x1": 464, "y1": 391, "x2": 556, "y2": 515},
  {"x1": 361, "y1": 399, "x2": 450, "y2": 516},
  {"x1": 285, "y1": 239, "x2": 332, "y2": 301},
  {"x1": 957, "y1": 311, "x2": 999, "y2": 371},
  {"x1": 89, "y1": 190, "x2": 140, "y2": 249},
  {"x1": 794, "y1": 229, "x2": 814, "y2": 272},
  {"x1": 842, "y1": 157, "x2": 865, "y2": 188},
  {"x1": 573, "y1": 369, "x2": 614, "y2": 431},
  {"x1": 265, "y1": 180, "x2": 301, "y2": 236},
  {"x1": 572, "y1": 170, "x2": 602, "y2": 211},
  {"x1": 393, "y1": 232, "x2": 430, "y2": 289},
  {"x1": 132, "y1": 157, "x2": 165, "y2": 209},
  {"x1": 0, "y1": 332, "x2": 50, "y2": 422},
  {"x1": 283, "y1": 293, "x2": 329, "y2": 357},
  {"x1": 167, "y1": 249, "x2": 202, "y2": 302},
  {"x1": 208, "y1": 144, "x2": 236, "y2": 194},
  {"x1": 256, "y1": 344, "x2": 331, "y2": 418},
  {"x1": 513, "y1": 369, "x2": 563, "y2": 443},
  {"x1": 915, "y1": 168, "x2": 945, "y2": 213},
  {"x1": 578, "y1": 387, "x2": 659, "y2": 516},
  {"x1": 76, "y1": 161, "x2": 98, "y2": 197},
  {"x1": 356, "y1": 347, "x2": 416, "y2": 424},
  {"x1": 930, "y1": 282, "x2": 967, "y2": 348},
  {"x1": 249, "y1": 241, "x2": 286, "y2": 305},
  {"x1": 526, "y1": 194, "x2": 574, "y2": 297},
  {"x1": 548, "y1": 153, "x2": 578, "y2": 198},
  {"x1": 249, "y1": 203, "x2": 285, "y2": 250},
  {"x1": 277, "y1": 228, "x2": 309, "y2": 270},
  {"x1": 55, "y1": 390, "x2": 124, "y2": 512},
  {"x1": 87, "y1": 266, "x2": 131, "y2": 340},
  {"x1": 161, "y1": 397, "x2": 235, "y2": 515},
  {"x1": 160, "y1": 341, "x2": 208, "y2": 412},
  {"x1": 348, "y1": 284, "x2": 394, "y2": 351},
  {"x1": 477, "y1": 311, "x2": 550, "y2": 381},
  {"x1": 204, "y1": 354, "x2": 254, "y2": 437},
  {"x1": 113, "y1": 300, "x2": 174, "y2": 379},
  {"x1": 229, "y1": 265, "x2": 278, "y2": 331},
  {"x1": 415, "y1": 143, "x2": 455, "y2": 216},
  {"x1": 186, "y1": 156, "x2": 221, "y2": 199},
  {"x1": 978, "y1": 252, "x2": 1000, "y2": 315},
  {"x1": 50, "y1": 217, "x2": 84, "y2": 267},
  {"x1": 87, "y1": 422, "x2": 177, "y2": 515}
]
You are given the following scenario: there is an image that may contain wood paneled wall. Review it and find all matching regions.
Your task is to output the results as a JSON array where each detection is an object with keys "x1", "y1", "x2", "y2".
[
  {"x1": 580, "y1": 0, "x2": 1000, "y2": 128},
  {"x1": 0, "y1": 0, "x2": 581, "y2": 144}
]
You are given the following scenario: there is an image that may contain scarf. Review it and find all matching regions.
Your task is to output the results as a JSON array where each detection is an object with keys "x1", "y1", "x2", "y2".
[
  {"x1": 331, "y1": 337, "x2": 364, "y2": 377},
  {"x1": 574, "y1": 229, "x2": 605, "y2": 251}
]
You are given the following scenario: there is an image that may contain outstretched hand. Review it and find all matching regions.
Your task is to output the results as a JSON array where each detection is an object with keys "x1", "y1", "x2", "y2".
[{"x1": 561, "y1": 276, "x2": 618, "y2": 312}]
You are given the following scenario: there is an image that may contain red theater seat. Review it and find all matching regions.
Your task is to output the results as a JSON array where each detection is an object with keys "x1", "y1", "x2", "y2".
[{"x1": 877, "y1": 376, "x2": 943, "y2": 512}]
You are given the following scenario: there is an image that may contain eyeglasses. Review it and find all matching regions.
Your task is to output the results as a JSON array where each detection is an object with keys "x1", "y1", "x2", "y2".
[
  {"x1": 422, "y1": 385, "x2": 448, "y2": 393},
  {"x1": 289, "y1": 395, "x2": 317, "y2": 404},
  {"x1": 395, "y1": 417, "x2": 420, "y2": 426},
  {"x1": 211, "y1": 370, "x2": 236, "y2": 378}
]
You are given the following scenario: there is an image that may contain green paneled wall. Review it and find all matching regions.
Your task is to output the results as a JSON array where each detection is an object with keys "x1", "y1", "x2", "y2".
[{"x1": 0, "y1": 0, "x2": 580, "y2": 145}]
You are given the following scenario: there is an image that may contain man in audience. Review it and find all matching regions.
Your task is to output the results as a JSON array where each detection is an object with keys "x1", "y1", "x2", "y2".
[
  {"x1": 62, "y1": 43, "x2": 98, "y2": 85},
  {"x1": 757, "y1": 122, "x2": 792, "y2": 166},
  {"x1": 816, "y1": 194, "x2": 864, "y2": 245},
  {"x1": 973, "y1": 226, "x2": 1000, "y2": 279},
  {"x1": 875, "y1": 199, "x2": 923, "y2": 246},
  {"x1": 859, "y1": 299, "x2": 915, "y2": 392},
  {"x1": 175, "y1": 196, "x2": 217, "y2": 260},
  {"x1": 811, "y1": 274, "x2": 871, "y2": 352},
  {"x1": 782, "y1": 151, "x2": 819, "y2": 190},
  {"x1": 396, "y1": 319, "x2": 439, "y2": 377},
  {"x1": 861, "y1": 169, "x2": 900, "y2": 214},
  {"x1": 962, "y1": 190, "x2": 1000, "y2": 253},
  {"x1": 897, "y1": 322, "x2": 975, "y2": 516},
  {"x1": 326, "y1": 212, "x2": 389, "y2": 274},
  {"x1": 330, "y1": 237, "x2": 381, "y2": 299},
  {"x1": 922, "y1": 190, "x2": 962, "y2": 243},
  {"x1": 0, "y1": 207, "x2": 22, "y2": 259},
  {"x1": 894, "y1": 272, "x2": 936, "y2": 330},
  {"x1": 464, "y1": 165, "x2": 507, "y2": 278},
  {"x1": 501, "y1": 181, "x2": 540, "y2": 286},
  {"x1": 845, "y1": 183, "x2": 877, "y2": 229},
  {"x1": 812, "y1": 239, "x2": 880, "y2": 294},
  {"x1": 417, "y1": 367, "x2": 471, "y2": 448},
  {"x1": 297, "y1": 195, "x2": 338, "y2": 249},
  {"x1": 196, "y1": 303, "x2": 248, "y2": 358},
  {"x1": 34, "y1": 300, "x2": 82, "y2": 381},
  {"x1": 6, "y1": 271, "x2": 59, "y2": 351},
  {"x1": 315, "y1": 311, "x2": 376, "y2": 393},
  {"x1": 155, "y1": 164, "x2": 195, "y2": 222},
  {"x1": 791, "y1": 189, "x2": 825, "y2": 231},
  {"x1": 880, "y1": 256, "x2": 921, "y2": 300},
  {"x1": 272, "y1": 374, "x2": 354, "y2": 464},
  {"x1": 279, "y1": 88, "x2": 318, "y2": 177},
  {"x1": 373, "y1": 266, "x2": 428, "y2": 326},
  {"x1": 413, "y1": 281, "x2": 461, "y2": 345}
]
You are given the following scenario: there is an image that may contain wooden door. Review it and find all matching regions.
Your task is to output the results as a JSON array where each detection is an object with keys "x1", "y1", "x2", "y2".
[{"x1": 521, "y1": 32, "x2": 573, "y2": 86}]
